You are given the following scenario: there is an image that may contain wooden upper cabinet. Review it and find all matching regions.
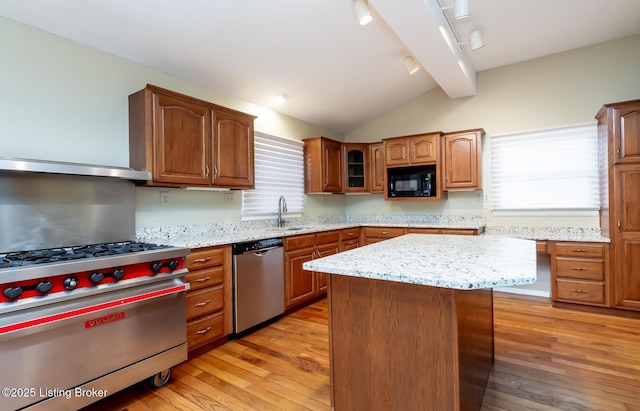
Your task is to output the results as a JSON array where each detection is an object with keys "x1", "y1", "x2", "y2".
[
  {"x1": 213, "y1": 109, "x2": 254, "y2": 188},
  {"x1": 369, "y1": 142, "x2": 385, "y2": 193},
  {"x1": 343, "y1": 143, "x2": 369, "y2": 193},
  {"x1": 128, "y1": 84, "x2": 256, "y2": 189},
  {"x1": 383, "y1": 133, "x2": 441, "y2": 167},
  {"x1": 597, "y1": 99, "x2": 640, "y2": 165},
  {"x1": 304, "y1": 136, "x2": 343, "y2": 193},
  {"x1": 442, "y1": 129, "x2": 484, "y2": 191}
]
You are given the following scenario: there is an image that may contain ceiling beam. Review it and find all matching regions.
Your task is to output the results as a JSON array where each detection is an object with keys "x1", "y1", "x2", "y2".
[{"x1": 370, "y1": 0, "x2": 477, "y2": 98}]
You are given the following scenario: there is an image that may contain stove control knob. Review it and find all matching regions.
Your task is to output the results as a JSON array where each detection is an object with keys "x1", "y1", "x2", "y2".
[
  {"x1": 89, "y1": 272, "x2": 104, "y2": 284},
  {"x1": 167, "y1": 260, "x2": 180, "y2": 271},
  {"x1": 3, "y1": 287, "x2": 23, "y2": 300},
  {"x1": 112, "y1": 269, "x2": 125, "y2": 281},
  {"x1": 35, "y1": 281, "x2": 53, "y2": 294},
  {"x1": 63, "y1": 277, "x2": 79, "y2": 290},
  {"x1": 150, "y1": 262, "x2": 164, "y2": 273}
]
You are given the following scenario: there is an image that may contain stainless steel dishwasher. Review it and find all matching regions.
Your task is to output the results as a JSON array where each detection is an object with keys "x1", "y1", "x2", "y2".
[{"x1": 232, "y1": 237, "x2": 285, "y2": 334}]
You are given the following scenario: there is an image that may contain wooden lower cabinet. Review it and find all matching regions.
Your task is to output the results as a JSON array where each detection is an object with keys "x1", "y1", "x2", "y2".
[
  {"x1": 285, "y1": 230, "x2": 355, "y2": 309},
  {"x1": 363, "y1": 227, "x2": 405, "y2": 245},
  {"x1": 364, "y1": 226, "x2": 481, "y2": 245},
  {"x1": 406, "y1": 227, "x2": 481, "y2": 235},
  {"x1": 551, "y1": 242, "x2": 609, "y2": 307},
  {"x1": 184, "y1": 245, "x2": 232, "y2": 351}
]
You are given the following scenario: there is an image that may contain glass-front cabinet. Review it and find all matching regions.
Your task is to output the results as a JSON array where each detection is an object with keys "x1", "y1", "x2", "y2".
[{"x1": 343, "y1": 143, "x2": 369, "y2": 192}]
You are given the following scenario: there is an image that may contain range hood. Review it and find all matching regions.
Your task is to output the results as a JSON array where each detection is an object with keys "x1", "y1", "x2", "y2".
[{"x1": 0, "y1": 157, "x2": 150, "y2": 181}]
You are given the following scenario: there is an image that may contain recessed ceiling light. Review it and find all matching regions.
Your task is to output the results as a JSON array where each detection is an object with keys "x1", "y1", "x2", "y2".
[{"x1": 273, "y1": 94, "x2": 288, "y2": 104}]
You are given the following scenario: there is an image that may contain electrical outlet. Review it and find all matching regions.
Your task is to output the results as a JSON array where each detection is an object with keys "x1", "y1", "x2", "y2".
[
  {"x1": 224, "y1": 193, "x2": 234, "y2": 204},
  {"x1": 160, "y1": 191, "x2": 169, "y2": 206}
]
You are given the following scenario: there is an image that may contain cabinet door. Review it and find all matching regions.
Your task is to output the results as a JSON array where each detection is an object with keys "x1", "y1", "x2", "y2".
[
  {"x1": 285, "y1": 247, "x2": 316, "y2": 309},
  {"x1": 213, "y1": 109, "x2": 255, "y2": 188},
  {"x1": 369, "y1": 143, "x2": 385, "y2": 193},
  {"x1": 613, "y1": 165, "x2": 640, "y2": 309},
  {"x1": 442, "y1": 130, "x2": 482, "y2": 190},
  {"x1": 152, "y1": 92, "x2": 211, "y2": 185},
  {"x1": 384, "y1": 138, "x2": 409, "y2": 167},
  {"x1": 343, "y1": 144, "x2": 369, "y2": 192},
  {"x1": 316, "y1": 243, "x2": 339, "y2": 293},
  {"x1": 322, "y1": 138, "x2": 343, "y2": 192},
  {"x1": 612, "y1": 101, "x2": 640, "y2": 164},
  {"x1": 410, "y1": 134, "x2": 439, "y2": 164}
]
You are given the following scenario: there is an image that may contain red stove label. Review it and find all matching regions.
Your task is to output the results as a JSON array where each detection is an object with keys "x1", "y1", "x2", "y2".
[{"x1": 85, "y1": 311, "x2": 126, "y2": 328}]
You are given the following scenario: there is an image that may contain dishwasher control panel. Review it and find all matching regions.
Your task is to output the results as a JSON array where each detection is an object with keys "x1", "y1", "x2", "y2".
[{"x1": 232, "y1": 238, "x2": 283, "y2": 254}]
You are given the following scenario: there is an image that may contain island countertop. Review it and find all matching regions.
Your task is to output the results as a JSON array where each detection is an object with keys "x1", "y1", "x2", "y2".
[{"x1": 303, "y1": 233, "x2": 537, "y2": 290}]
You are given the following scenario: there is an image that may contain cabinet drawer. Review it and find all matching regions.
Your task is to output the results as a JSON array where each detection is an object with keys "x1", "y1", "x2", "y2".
[
  {"x1": 364, "y1": 227, "x2": 405, "y2": 239},
  {"x1": 341, "y1": 228, "x2": 360, "y2": 240},
  {"x1": 316, "y1": 230, "x2": 340, "y2": 245},
  {"x1": 187, "y1": 247, "x2": 225, "y2": 269},
  {"x1": 553, "y1": 243, "x2": 605, "y2": 258},
  {"x1": 555, "y1": 257, "x2": 604, "y2": 281},
  {"x1": 556, "y1": 279, "x2": 605, "y2": 304},
  {"x1": 536, "y1": 241, "x2": 549, "y2": 254},
  {"x1": 341, "y1": 239, "x2": 359, "y2": 251},
  {"x1": 285, "y1": 234, "x2": 316, "y2": 251},
  {"x1": 186, "y1": 285, "x2": 224, "y2": 320},
  {"x1": 185, "y1": 266, "x2": 225, "y2": 291},
  {"x1": 406, "y1": 228, "x2": 477, "y2": 235},
  {"x1": 187, "y1": 312, "x2": 224, "y2": 350}
]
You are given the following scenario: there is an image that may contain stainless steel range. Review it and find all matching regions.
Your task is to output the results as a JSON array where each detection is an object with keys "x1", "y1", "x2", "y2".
[{"x1": 0, "y1": 158, "x2": 190, "y2": 411}]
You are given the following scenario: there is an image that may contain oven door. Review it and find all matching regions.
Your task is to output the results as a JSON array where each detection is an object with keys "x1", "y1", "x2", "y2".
[{"x1": 0, "y1": 278, "x2": 187, "y2": 410}]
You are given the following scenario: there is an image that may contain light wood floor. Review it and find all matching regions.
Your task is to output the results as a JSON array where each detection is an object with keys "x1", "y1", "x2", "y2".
[{"x1": 84, "y1": 292, "x2": 640, "y2": 411}]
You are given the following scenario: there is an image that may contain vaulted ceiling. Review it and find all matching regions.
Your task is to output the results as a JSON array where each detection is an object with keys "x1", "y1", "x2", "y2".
[{"x1": 1, "y1": 0, "x2": 639, "y2": 133}]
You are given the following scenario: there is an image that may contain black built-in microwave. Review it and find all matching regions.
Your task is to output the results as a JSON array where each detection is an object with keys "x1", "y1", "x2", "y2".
[{"x1": 387, "y1": 165, "x2": 436, "y2": 198}]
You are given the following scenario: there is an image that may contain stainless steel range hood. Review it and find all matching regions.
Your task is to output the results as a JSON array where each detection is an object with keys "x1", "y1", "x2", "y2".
[{"x1": 0, "y1": 157, "x2": 151, "y2": 181}]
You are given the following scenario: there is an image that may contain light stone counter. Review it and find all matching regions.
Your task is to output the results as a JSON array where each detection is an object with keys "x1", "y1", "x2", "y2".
[{"x1": 303, "y1": 233, "x2": 536, "y2": 290}]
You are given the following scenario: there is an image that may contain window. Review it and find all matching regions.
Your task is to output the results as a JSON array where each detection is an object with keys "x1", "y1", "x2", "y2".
[
  {"x1": 491, "y1": 124, "x2": 599, "y2": 214},
  {"x1": 242, "y1": 133, "x2": 304, "y2": 219}
]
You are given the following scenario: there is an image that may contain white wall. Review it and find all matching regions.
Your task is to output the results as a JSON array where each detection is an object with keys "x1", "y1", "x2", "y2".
[
  {"x1": 0, "y1": 17, "x2": 346, "y2": 227},
  {"x1": 345, "y1": 34, "x2": 640, "y2": 228}
]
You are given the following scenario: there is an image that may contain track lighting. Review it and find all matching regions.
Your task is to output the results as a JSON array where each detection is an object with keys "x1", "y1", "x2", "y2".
[
  {"x1": 468, "y1": 29, "x2": 484, "y2": 50},
  {"x1": 354, "y1": 0, "x2": 373, "y2": 26},
  {"x1": 454, "y1": 0, "x2": 469, "y2": 19},
  {"x1": 457, "y1": 29, "x2": 484, "y2": 51},
  {"x1": 403, "y1": 56, "x2": 420, "y2": 75}
]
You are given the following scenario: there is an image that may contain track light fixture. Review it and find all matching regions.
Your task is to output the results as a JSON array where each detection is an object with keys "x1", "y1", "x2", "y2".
[
  {"x1": 454, "y1": 0, "x2": 469, "y2": 19},
  {"x1": 441, "y1": 0, "x2": 470, "y2": 19},
  {"x1": 354, "y1": 0, "x2": 373, "y2": 26},
  {"x1": 457, "y1": 29, "x2": 484, "y2": 51},
  {"x1": 403, "y1": 56, "x2": 420, "y2": 75}
]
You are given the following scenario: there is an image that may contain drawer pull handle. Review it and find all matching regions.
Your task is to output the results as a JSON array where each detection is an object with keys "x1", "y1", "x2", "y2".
[
  {"x1": 381, "y1": 231, "x2": 388, "y2": 235},
  {"x1": 571, "y1": 289, "x2": 588, "y2": 294},
  {"x1": 195, "y1": 276, "x2": 211, "y2": 283},
  {"x1": 348, "y1": 233, "x2": 354, "y2": 236},
  {"x1": 195, "y1": 327, "x2": 211, "y2": 335},
  {"x1": 571, "y1": 249, "x2": 588, "y2": 253},
  {"x1": 194, "y1": 257, "x2": 212, "y2": 263},
  {"x1": 194, "y1": 300, "x2": 211, "y2": 307},
  {"x1": 570, "y1": 267, "x2": 587, "y2": 271}
]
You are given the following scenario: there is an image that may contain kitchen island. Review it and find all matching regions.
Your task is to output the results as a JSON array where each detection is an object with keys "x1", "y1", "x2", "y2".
[{"x1": 303, "y1": 234, "x2": 536, "y2": 411}]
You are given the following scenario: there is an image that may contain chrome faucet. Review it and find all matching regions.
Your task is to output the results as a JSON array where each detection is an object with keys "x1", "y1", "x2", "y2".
[{"x1": 277, "y1": 195, "x2": 288, "y2": 227}]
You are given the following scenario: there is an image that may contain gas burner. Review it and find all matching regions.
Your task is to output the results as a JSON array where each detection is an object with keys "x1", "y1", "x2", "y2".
[{"x1": 0, "y1": 242, "x2": 171, "y2": 267}]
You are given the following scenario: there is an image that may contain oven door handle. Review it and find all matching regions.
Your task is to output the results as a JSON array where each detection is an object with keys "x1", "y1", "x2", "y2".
[{"x1": 0, "y1": 282, "x2": 187, "y2": 337}]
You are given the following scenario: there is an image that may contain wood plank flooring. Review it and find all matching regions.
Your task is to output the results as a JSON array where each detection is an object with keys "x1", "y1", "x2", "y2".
[{"x1": 83, "y1": 292, "x2": 640, "y2": 411}]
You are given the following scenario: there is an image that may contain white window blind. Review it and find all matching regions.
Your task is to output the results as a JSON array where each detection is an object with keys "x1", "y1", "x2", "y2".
[
  {"x1": 242, "y1": 133, "x2": 304, "y2": 219},
  {"x1": 491, "y1": 124, "x2": 599, "y2": 212}
]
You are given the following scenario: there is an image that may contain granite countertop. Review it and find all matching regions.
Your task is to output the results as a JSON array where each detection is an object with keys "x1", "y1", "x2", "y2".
[
  {"x1": 303, "y1": 233, "x2": 537, "y2": 290},
  {"x1": 484, "y1": 226, "x2": 610, "y2": 243},
  {"x1": 137, "y1": 221, "x2": 485, "y2": 249}
]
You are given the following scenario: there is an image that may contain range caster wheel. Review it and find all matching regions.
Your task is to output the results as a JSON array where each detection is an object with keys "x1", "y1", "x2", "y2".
[{"x1": 149, "y1": 369, "x2": 171, "y2": 388}]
